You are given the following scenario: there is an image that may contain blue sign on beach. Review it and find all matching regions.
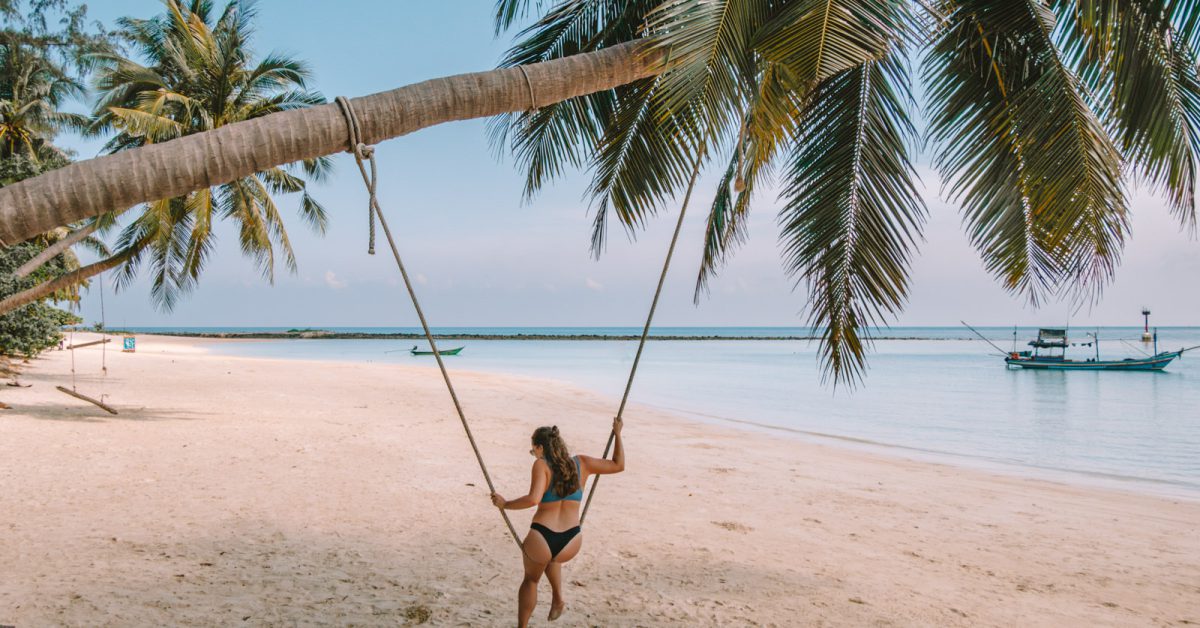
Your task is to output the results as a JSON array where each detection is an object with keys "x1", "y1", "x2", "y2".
[{"x1": 122, "y1": 336, "x2": 136, "y2": 352}]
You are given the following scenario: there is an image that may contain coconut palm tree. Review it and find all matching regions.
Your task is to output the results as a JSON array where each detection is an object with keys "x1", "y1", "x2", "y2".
[
  {"x1": 0, "y1": 0, "x2": 333, "y2": 313},
  {"x1": 81, "y1": 0, "x2": 332, "y2": 310},
  {"x1": 0, "y1": 8, "x2": 112, "y2": 312},
  {"x1": 1, "y1": 0, "x2": 330, "y2": 313},
  {"x1": 0, "y1": 6, "x2": 93, "y2": 164},
  {"x1": 2, "y1": 0, "x2": 1198, "y2": 382},
  {"x1": 0, "y1": 56, "x2": 83, "y2": 163}
]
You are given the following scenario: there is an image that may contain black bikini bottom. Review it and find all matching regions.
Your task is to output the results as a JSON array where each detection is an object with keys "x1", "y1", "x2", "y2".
[{"x1": 530, "y1": 523, "x2": 581, "y2": 559}]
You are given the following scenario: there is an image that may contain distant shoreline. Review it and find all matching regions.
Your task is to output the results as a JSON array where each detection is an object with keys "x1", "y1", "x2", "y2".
[{"x1": 95, "y1": 329, "x2": 967, "y2": 341}]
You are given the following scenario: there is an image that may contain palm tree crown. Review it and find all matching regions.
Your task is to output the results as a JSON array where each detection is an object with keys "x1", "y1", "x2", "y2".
[
  {"x1": 0, "y1": 28, "x2": 87, "y2": 162},
  {"x1": 89, "y1": 0, "x2": 330, "y2": 309},
  {"x1": 492, "y1": 0, "x2": 1200, "y2": 383}
]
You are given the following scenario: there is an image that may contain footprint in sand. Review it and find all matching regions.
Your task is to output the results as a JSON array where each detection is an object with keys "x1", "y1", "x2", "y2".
[{"x1": 711, "y1": 521, "x2": 752, "y2": 533}]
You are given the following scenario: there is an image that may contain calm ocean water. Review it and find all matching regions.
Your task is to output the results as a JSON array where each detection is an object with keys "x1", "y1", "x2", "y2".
[{"x1": 138, "y1": 326, "x2": 1200, "y2": 497}]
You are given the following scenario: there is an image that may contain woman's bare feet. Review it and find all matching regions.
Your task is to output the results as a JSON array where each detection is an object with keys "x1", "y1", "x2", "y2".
[{"x1": 548, "y1": 599, "x2": 565, "y2": 621}]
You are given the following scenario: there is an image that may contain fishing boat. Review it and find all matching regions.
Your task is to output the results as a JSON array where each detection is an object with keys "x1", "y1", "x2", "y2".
[
  {"x1": 1004, "y1": 328, "x2": 1188, "y2": 370},
  {"x1": 962, "y1": 322, "x2": 1198, "y2": 371},
  {"x1": 410, "y1": 345, "x2": 464, "y2": 356}
]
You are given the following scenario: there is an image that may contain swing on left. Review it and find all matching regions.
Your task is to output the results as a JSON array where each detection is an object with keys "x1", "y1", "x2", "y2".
[{"x1": 56, "y1": 271, "x2": 117, "y2": 415}]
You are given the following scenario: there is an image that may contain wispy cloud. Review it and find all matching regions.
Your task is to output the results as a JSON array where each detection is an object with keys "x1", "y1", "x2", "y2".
[
  {"x1": 585, "y1": 278, "x2": 603, "y2": 292},
  {"x1": 324, "y1": 270, "x2": 347, "y2": 290}
]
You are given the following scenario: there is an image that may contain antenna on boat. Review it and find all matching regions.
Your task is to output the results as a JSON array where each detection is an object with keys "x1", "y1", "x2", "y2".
[
  {"x1": 1012, "y1": 326, "x2": 1018, "y2": 353},
  {"x1": 1086, "y1": 328, "x2": 1100, "y2": 361}
]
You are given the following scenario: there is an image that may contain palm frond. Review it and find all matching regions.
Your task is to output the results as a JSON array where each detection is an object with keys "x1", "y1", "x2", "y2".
[
  {"x1": 488, "y1": 0, "x2": 649, "y2": 199},
  {"x1": 1057, "y1": 1, "x2": 1200, "y2": 58},
  {"x1": 77, "y1": 234, "x2": 111, "y2": 259},
  {"x1": 222, "y1": 177, "x2": 276, "y2": 282},
  {"x1": 260, "y1": 166, "x2": 329, "y2": 233},
  {"x1": 179, "y1": 187, "x2": 215, "y2": 290},
  {"x1": 694, "y1": 147, "x2": 750, "y2": 300},
  {"x1": 492, "y1": 94, "x2": 615, "y2": 200},
  {"x1": 585, "y1": 76, "x2": 700, "y2": 255},
  {"x1": 237, "y1": 89, "x2": 325, "y2": 120},
  {"x1": 644, "y1": 0, "x2": 770, "y2": 136},
  {"x1": 780, "y1": 53, "x2": 925, "y2": 385},
  {"x1": 494, "y1": 0, "x2": 554, "y2": 34},
  {"x1": 109, "y1": 196, "x2": 193, "y2": 311},
  {"x1": 295, "y1": 155, "x2": 334, "y2": 183},
  {"x1": 240, "y1": 53, "x2": 311, "y2": 95},
  {"x1": 694, "y1": 61, "x2": 803, "y2": 300},
  {"x1": 103, "y1": 106, "x2": 185, "y2": 142},
  {"x1": 1054, "y1": 0, "x2": 1200, "y2": 229},
  {"x1": 754, "y1": 0, "x2": 911, "y2": 89},
  {"x1": 925, "y1": 0, "x2": 1127, "y2": 304},
  {"x1": 251, "y1": 174, "x2": 298, "y2": 274}
]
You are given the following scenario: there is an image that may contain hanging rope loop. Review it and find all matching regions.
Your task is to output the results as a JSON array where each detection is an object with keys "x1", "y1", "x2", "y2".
[
  {"x1": 335, "y1": 96, "x2": 376, "y2": 255},
  {"x1": 334, "y1": 95, "x2": 527, "y2": 555}
]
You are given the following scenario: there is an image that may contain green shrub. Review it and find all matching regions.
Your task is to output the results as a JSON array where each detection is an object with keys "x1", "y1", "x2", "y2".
[{"x1": 0, "y1": 243, "x2": 79, "y2": 358}]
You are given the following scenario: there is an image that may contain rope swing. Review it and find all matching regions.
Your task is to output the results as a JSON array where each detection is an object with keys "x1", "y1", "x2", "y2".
[
  {"x1": 57, "y1": 271, "x2": 117, "y2": 415},
  {"x1": 334, "y1": 89, "x2": 705, "y2": 548}
]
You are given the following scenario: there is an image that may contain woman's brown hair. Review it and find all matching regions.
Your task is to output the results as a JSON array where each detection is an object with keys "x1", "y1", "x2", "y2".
[{"x1": 533, "y1": 425, "x2": 579, "y2": 498}]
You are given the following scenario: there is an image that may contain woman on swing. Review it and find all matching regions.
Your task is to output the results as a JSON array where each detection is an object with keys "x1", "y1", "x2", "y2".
[{"x1": 490, "y1": 417, "x2": 624, "y2": 626}]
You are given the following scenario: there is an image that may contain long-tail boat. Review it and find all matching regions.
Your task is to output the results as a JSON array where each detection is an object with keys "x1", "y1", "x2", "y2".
[{"x1": 410, "y1": 345, "x2": 464, "y2": 356}]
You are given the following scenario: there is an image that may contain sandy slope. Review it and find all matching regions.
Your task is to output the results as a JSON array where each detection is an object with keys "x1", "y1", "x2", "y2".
[{"x1": 1, "y1": 334, "x2": 1197, "y2": 627}]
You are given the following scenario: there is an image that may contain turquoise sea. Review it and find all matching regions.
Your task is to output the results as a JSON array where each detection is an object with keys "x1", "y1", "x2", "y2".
[{"x1": 131, "y1": 326, "x2": 1200, "y2": 498}]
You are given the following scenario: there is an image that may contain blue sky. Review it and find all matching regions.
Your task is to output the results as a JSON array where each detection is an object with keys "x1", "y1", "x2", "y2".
[{"x1": 59, "y1": 0, "x2": 1200, "y2": 328}]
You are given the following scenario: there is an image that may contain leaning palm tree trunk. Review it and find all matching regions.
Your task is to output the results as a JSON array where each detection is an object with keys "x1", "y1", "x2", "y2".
[
  {"x1": 13, "y1": 221, "x2": 100, "y2": 278},
  {"x1": 0, "y1": 41, "x2": 665, "y2": 246},
  {"x1": 0, "y1": 248, "x2": 132, "y2": 315}
]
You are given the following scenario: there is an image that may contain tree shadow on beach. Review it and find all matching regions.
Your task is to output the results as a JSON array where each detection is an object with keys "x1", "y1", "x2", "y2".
[
  {"x1": 6, "y1": 402, "x2": 208, "y2": 423},
  {"x1": 1, "y1": 516, "x2": 849, "y2": 627},
  {"x1": 1, "y1": 357, "x2": 211, "y2": 423}
]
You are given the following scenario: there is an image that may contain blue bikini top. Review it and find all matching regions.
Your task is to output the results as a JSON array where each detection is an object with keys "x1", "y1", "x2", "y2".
[{"x1": 541, "y1": 456, "x2": 583, "y2": 503}]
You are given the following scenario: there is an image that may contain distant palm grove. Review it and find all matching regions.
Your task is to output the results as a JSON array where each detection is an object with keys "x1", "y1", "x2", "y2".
[{"x1": 2, "y1": 0, "x2": 1199, "y2": 382}]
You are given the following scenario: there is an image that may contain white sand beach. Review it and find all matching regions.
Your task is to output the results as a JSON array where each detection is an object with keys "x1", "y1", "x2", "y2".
[{"x1": 1, "y1": 334, "x2": 1198, "y2": 626}]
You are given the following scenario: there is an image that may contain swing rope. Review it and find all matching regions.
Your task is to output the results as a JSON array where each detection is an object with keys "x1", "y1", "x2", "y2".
[
  {"x1": 334, "y1": 93, "x2": 706, "y2": 546},
  {"x1": 335, "y1": 96, "x2": 525, "y2": 551},
  {"x1": 69, "y1": 323, "x2": 76, "y2": 391},
  {"x1": 99, "y1": 272, "x2": 108, "y2": 401},
  {"x1": 580, "y1": 137, "x2": 707, "y2": 525}
]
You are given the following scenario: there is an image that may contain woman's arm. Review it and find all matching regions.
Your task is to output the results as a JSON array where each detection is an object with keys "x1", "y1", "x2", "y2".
[
  {"x1": 491, "y1": 459, "x2": 548, "y2": 510},
  {"x1": 580, "y1": 416, "x2": 625, "y2": 475}
]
